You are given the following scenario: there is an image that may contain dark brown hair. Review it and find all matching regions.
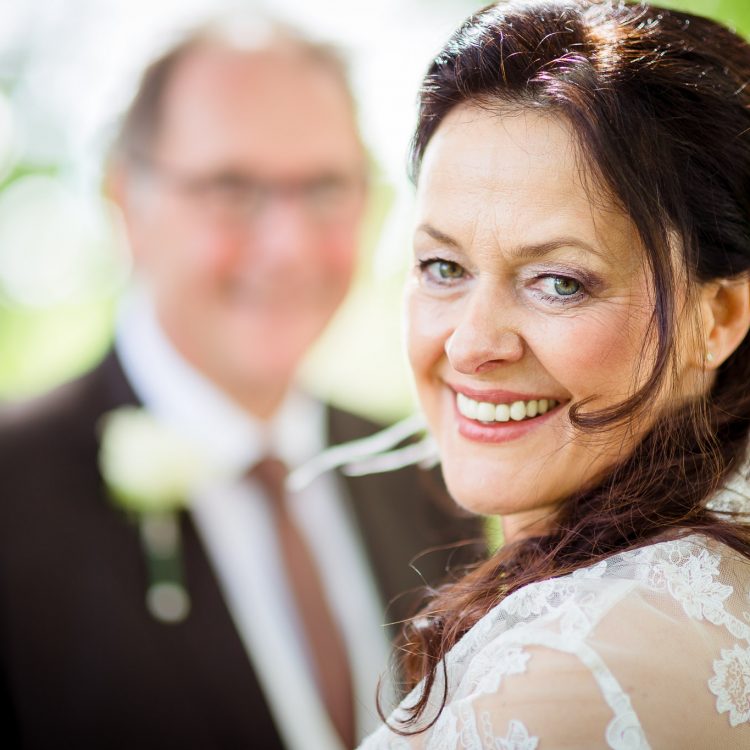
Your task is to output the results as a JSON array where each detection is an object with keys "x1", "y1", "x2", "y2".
[{"x1": 393, "y1": 0, "x2": 750, "y2": 732}]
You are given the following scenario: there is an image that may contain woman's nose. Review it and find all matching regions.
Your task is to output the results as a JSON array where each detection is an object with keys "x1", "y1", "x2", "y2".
[{"x1": 445, "y1": 286, "x2": 524, "y2": 374}]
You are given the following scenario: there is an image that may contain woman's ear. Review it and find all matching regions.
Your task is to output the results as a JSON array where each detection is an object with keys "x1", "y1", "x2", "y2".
[{"x1": 699, "y1": 277, "x2": 750, "y2": 368}]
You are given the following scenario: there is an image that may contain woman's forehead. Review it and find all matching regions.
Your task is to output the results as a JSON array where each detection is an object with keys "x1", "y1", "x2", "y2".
[{"x1": 415, "y1": 104, "x2": 638, "y2": 265}]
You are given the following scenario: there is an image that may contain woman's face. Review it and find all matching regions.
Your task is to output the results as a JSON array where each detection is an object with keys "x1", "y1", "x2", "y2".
[{"x1": 408, "y1": 105, "x2": 701, "y2": 540}]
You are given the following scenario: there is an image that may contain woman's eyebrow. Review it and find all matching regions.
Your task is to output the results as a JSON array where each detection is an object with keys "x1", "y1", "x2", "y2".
[
  {"x1": 415, "y1": 224, "x2": 461, "y2": 248},
  {"x1": 416, "y1": 223, "x2": 603, "y2": 260},
  {"x1": 506, "y1": 237, "x2": 605, "y2": 260}
]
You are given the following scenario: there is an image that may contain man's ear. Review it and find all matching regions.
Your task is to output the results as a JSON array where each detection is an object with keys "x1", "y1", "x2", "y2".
[
  {"x1": 102, "y1": 157, "x2": 148, "y2": 265},
  {"x1": 103, "y1": 157, "x2": 130, "y2": 212},
  {"x1": 699, "y1": 276, "x2": 750, "y2": 368}
]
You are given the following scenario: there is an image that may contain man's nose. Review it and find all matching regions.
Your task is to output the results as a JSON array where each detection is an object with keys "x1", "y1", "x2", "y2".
[
  {"x1": 245, "y1": 194, "x2": 314, "y2": 262},
  {"x1": 445, "y1": 282, "x2": 524, "y2": 374}
]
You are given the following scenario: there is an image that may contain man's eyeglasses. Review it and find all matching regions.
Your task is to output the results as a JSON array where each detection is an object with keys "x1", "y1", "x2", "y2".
[{"x1": 131, "y1": 155, "x2": 367, "y2": 226}]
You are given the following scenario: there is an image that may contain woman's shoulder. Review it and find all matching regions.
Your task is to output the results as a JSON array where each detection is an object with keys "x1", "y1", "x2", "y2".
[
  {"x1": 459, "y1": 534, "x2": 746, "y2": 646},
  {"x1": 491, "y1": 533, "x2": 748, "y2": 622},
  {"x1": 459, "y1": 535, "x2": 750, "y2": 747},
  {"x1": 460, "y1": 534, "x2": 750, "y2": 671},
  {"x1": 366, "y1": 536, "x2": 750, "y2": 749}
]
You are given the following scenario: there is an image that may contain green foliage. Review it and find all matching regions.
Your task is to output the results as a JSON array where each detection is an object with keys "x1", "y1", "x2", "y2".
[
  {"x1": 655, "y1": 0, "x2": 750, "y2": 37},
  {"x1": 0, "y1": 300, "x2": 114, "y2": 399}
]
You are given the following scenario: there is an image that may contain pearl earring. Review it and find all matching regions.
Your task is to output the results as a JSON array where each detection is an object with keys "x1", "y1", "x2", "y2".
[{"x1": 706, "y1": 351, "x2": 714, "y2": 363}]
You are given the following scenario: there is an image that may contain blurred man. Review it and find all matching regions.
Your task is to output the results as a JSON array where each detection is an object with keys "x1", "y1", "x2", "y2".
[{"x1": 0, "y1": 19, "x2": 481, "y2": 750}]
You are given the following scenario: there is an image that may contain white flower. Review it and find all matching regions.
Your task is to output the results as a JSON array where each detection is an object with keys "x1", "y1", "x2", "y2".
[{"x1": 99, "y1": 407, "x2": 216, "y2": 513}]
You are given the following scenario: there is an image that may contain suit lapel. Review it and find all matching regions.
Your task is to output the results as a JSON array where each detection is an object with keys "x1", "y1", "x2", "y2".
[
  {"x1": 86, "y1": 351, "x2": 285, "y2": 747},
  {"x1": 328, "y1": 406, "x2": 485, "y2": 629}
]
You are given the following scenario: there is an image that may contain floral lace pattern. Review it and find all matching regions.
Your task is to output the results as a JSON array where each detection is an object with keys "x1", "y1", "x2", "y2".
[
  {"x1": 464, "y1": 644, "x2": 530, "y2": 697},
  {"x1": 707, "y1": 457, "x2": 750, "y2": 518},
  {"x1": 647, "y1": 545, "x2": 734, "y2": 623},
  {"x1": 360, "y1": 531, "x2": 750, "y2": 749},
  {"x1": 493, "y1": 719, "x2": 538, "y2": 750},
  {"x1": 709, "y1": 644, "x2": 750, "y2": 727}
]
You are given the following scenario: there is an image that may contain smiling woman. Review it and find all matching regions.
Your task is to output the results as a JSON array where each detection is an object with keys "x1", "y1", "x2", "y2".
[
  {"x1": 359, "y1": 1, "x2": 750, "y2": 748},
  {"x1": 409, "y1": 107, "x2": 672, "y2": 532}
]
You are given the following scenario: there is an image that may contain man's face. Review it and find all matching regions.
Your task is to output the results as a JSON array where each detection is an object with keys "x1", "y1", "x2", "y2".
[{"x1": 118, "y1": 45, "x2": 366, "y2": 414}]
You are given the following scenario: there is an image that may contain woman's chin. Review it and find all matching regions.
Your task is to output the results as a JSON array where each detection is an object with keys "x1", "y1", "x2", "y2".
[
  {"x1": 443, "y1": 468, "x2": 535, "y2": 518},
  {"x1": 439, "y1": 449, "x2": 572, "y2": 528}
]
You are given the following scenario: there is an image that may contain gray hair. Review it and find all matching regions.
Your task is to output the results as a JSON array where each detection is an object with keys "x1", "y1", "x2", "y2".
[{"x1": 111, "y1": 16, "x2": 355, "y2": 161}]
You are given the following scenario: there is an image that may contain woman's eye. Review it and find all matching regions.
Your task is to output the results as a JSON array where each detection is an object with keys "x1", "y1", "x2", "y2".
[
  {"x1": 532, "y1": 274, "x2": 586, "y2": 304},
  {"x1": 420, "y1": 259, "x2": 466, "y2": 283},
  {"x1": 551, "y1": 276, "x2": 581, "y2": 296}
]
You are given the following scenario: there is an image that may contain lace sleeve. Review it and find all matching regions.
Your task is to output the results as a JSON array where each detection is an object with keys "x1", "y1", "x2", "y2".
[
  {"x1": 360, "y1": 538, "x2": 750, "y2": 749},
  {"x1": 363, "y1": 644, "x2": 621, "y2": 749}
]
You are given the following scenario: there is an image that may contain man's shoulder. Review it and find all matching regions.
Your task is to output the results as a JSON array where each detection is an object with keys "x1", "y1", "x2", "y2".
[
  {"x1": 0, "y1": 351, "x2": 134, "y2": 463},
  {"x1": 1, "y1": 373, "x2": 90, "y2": 440},
  {"x1": 325, "y1": 404, "x2": 436, "y2": 494},
  {"x1": 325, "y1": 402, "x2": 383, "y2": 444},
  {"x1": 324, "y1": 402, "x2": 452, "y2": 510},
  {"x1": 0, "y1": 352, "x2": 139, "y2": 537},
  {"x1": 327, "y1": 404, "x2": 485, "y2": 619}
]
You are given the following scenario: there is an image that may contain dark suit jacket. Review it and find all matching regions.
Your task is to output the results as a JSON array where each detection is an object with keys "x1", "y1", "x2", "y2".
[{"x1": 0, "y1": 353, "x2": 483, "y2": 749}]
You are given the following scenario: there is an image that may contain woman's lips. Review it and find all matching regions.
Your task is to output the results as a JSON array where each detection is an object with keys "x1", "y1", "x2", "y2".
[
  {"x1": 449, "y1": 385, "x2": 552, "y2": 404},
  {"x1": 449, "y1": 387, "x2": 566, "y2": 444}
]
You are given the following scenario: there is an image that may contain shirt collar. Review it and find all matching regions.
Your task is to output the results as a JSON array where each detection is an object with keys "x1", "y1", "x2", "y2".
[{"x1": 115, "y1": 285, "x2": 326, "y2": 477}]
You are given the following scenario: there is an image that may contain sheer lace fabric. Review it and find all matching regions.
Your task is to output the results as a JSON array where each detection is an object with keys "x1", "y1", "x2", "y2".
[{"x1": 360, "y1": 473, "x2": 750, "y2": 749}]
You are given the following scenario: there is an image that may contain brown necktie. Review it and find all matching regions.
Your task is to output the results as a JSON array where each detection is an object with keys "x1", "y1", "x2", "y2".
[{"x1": 251, "y1": 457, "x2": 356, "y2": 749}]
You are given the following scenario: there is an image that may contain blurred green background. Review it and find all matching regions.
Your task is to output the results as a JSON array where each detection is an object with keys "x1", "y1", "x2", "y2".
[{"x1": 0, "y1": 0, "x2": 747, "y2": 421}]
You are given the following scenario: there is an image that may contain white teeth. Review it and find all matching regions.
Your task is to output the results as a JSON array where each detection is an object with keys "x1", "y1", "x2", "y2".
[
  {"x1": 457, "y1": 393, "x2": 478, "y2": 419},
  {"x1": 476, "y1": 402, "x2": 496, "y2": 422},
  {"x1": 509, "y1": 401, "x2": 526, "y2": 421},
  {"x1": 456, "y1": 393, "x2": 561, "y2": 423}
]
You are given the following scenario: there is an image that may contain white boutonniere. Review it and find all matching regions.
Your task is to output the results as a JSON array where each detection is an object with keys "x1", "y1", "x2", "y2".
[
  {"x1": 98, "y1": 407, "x2": 217, "y2": 624},
  {"x1": 99, "y1": 406, "x2": 212, "y2": 513}
]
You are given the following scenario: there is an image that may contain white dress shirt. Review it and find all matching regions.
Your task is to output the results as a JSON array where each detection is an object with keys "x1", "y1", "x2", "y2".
[{"x1": 115, "y1": 287, "x2": 393, "y2": 749}]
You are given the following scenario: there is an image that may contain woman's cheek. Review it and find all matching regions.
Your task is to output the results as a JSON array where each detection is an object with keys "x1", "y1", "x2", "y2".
[
  {"x1": 406, "y1": 289, "x2": 455, "y2": 377},
  {"x1": 531, "y1": 303, "x2": 651, "y2": 404}
]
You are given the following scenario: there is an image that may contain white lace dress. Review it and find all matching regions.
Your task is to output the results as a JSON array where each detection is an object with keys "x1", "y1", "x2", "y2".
[{"x1": 359, "y1": 470, "x2": 750, "y2": 749}]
